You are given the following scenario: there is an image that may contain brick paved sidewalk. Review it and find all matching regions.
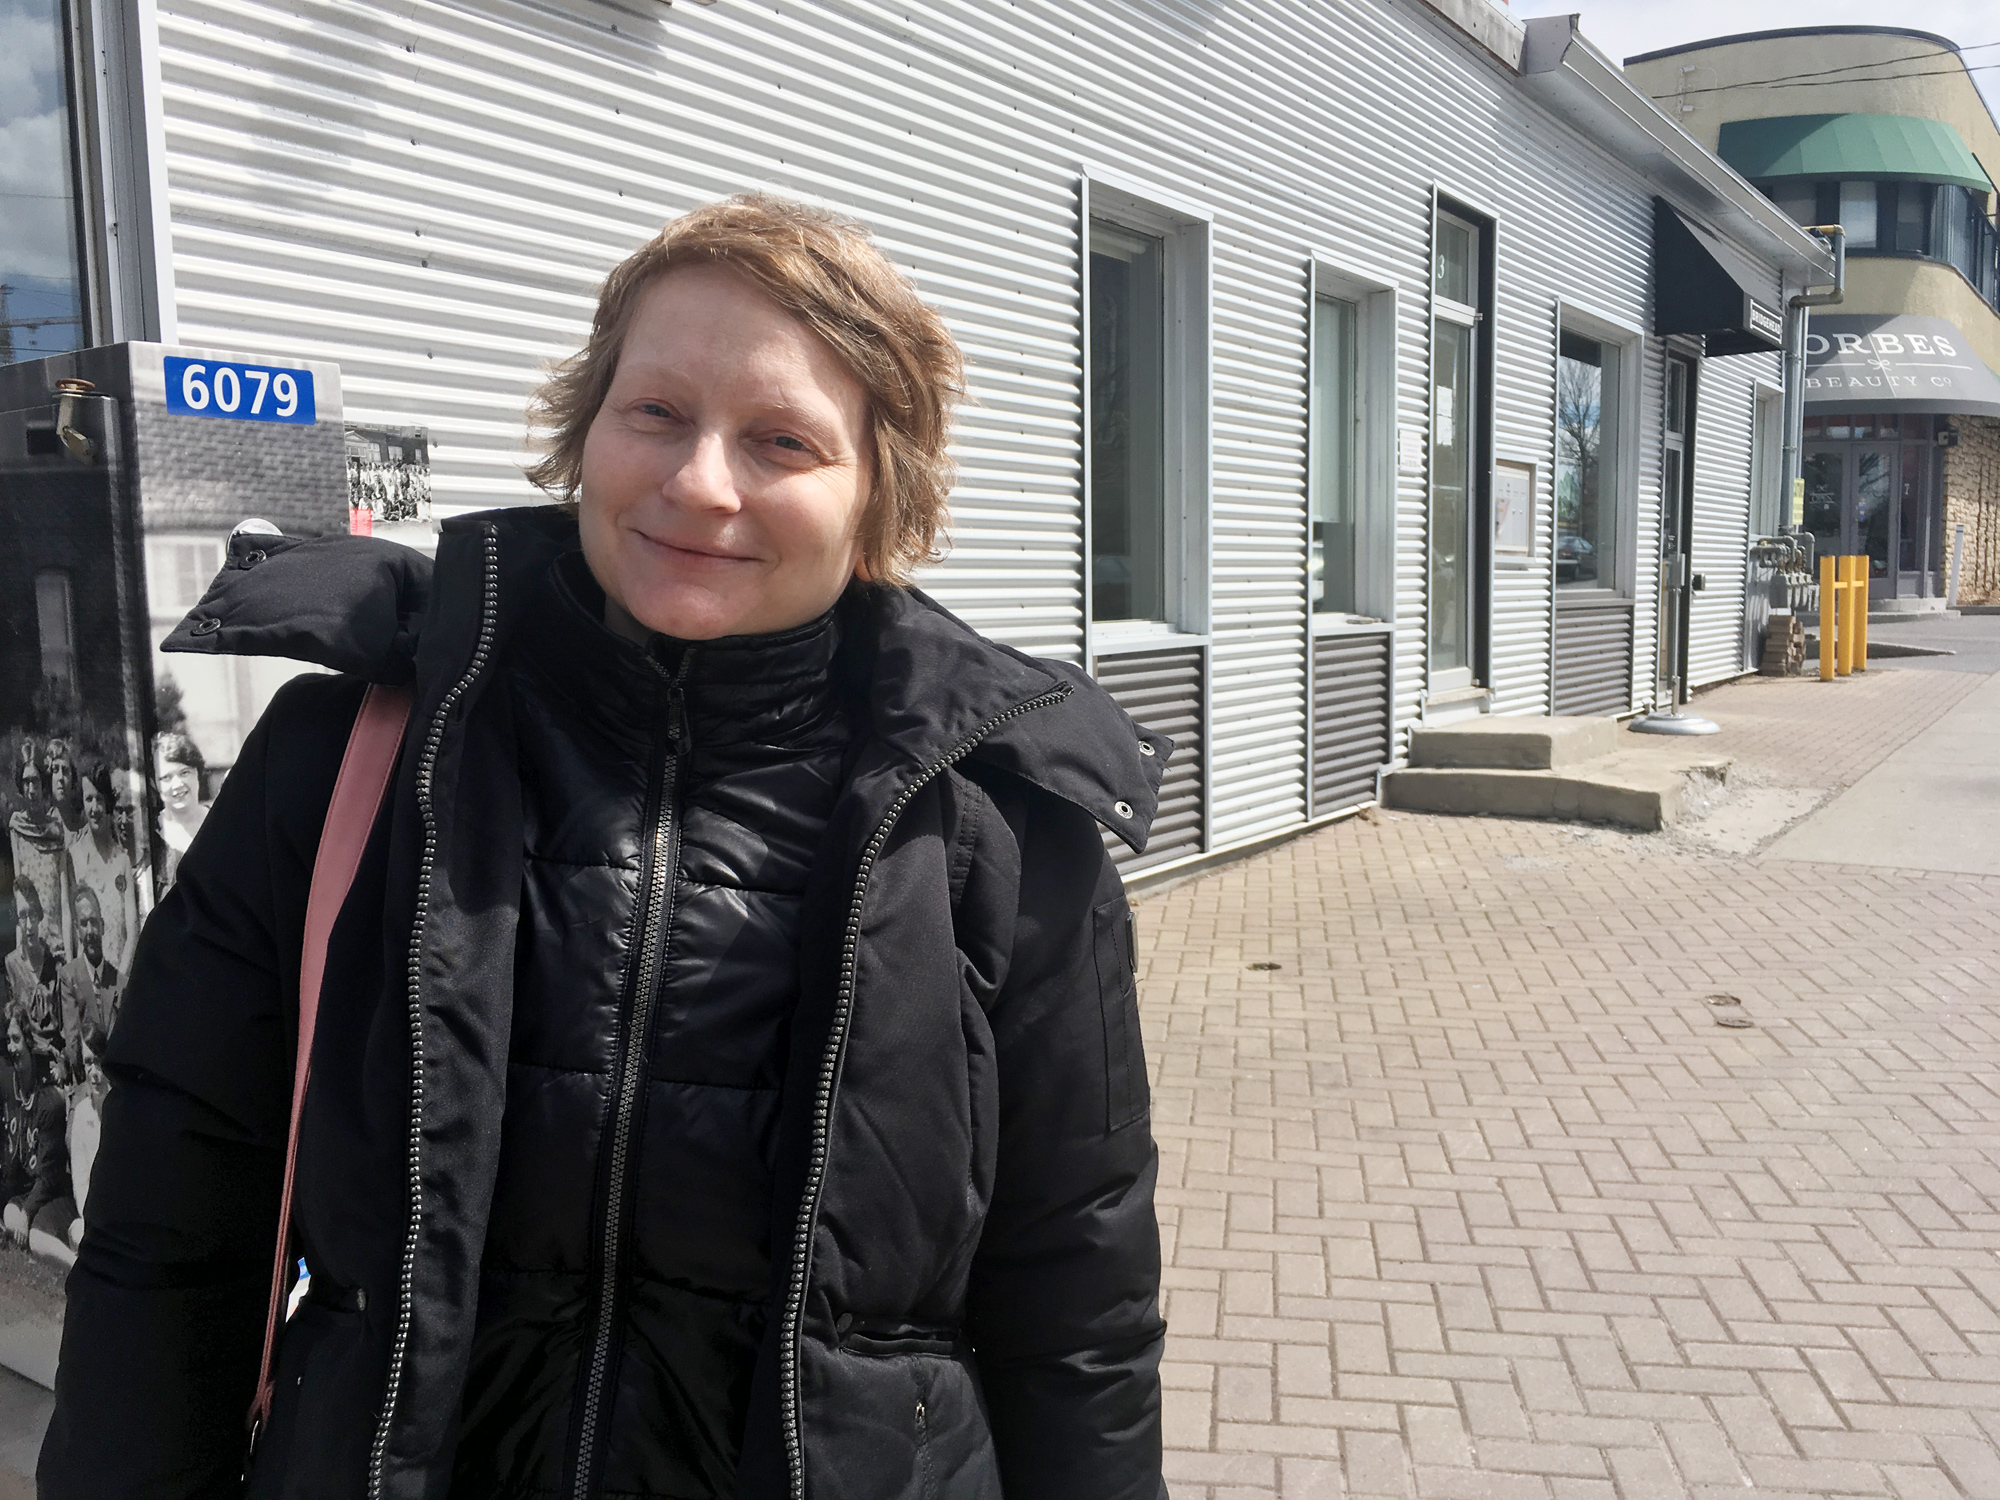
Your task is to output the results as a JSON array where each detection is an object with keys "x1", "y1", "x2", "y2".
[{"x1": 1139, "y1": 667, "x2": 2000, "y2": 1499}]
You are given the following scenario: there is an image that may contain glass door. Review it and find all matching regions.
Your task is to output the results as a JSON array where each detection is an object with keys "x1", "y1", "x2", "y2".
[
  {"x1": 1896, "y1": 440, "x2": 1937, "y2": 598},
  {"x1": 1801, "y1": 448, "x2": 1845, "y2": 564},
  {"x1": 1428, "y1": 208, "x2": 1482, "y2": 695},
  {"x1": 1429, "y1": 315, "x2": 1476, "y2": 686},
  {"x1": 1658, "y1": 355, "x2": 1698, "y2": 705},
  {"x1": 1853, "y1": 445, "x2": 1896, "y2": 599}
]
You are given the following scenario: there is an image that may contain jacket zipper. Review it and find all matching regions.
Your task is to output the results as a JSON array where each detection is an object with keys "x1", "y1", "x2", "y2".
[
  {"x1": 777, "y1": 682, "x2": 1072, "y2": 1499},
  {"x1": 367, "y1": 524, "x2": 503, "y2": 1500},
  {"x1": 568, "y1": 649, "x2": 693, "y2": 1500}
]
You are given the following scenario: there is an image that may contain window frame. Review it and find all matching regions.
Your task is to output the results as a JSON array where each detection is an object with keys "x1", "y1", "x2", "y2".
[
  {"x1": 7, "y1": 0, "x2": 177, "y2": 351},
  {"x1": 1078, "y1": 169, "x2": 1212, "y2": 658},
  {"x1": 1305, "y1": 253, "x2": 1400, "y2": 633},
  {"x1": 1550, "y1": 300, "x2": 1644, "y2": 603}
]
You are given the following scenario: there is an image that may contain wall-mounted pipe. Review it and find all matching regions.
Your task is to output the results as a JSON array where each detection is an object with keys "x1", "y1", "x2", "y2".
[{"x1": 1779, "y1": 225, "x2": 1845, "y2": 533}]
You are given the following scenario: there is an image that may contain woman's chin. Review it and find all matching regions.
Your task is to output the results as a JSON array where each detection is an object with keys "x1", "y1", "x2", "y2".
[{"x1": 626, "y1": 585, "x2": 758, "y2": 642}]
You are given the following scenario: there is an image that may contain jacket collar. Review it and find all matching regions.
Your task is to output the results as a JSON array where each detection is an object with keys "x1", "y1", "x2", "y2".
[{"x1": 164, "y1": 506, "x2": 1169, "y2": 852}]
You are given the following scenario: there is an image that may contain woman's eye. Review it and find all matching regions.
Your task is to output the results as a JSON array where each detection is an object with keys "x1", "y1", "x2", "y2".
[
  {"x1": 637, "y1": 402, "x2": 677, "y2": 420},
  {"x1": 771, "y1": 434, "x2": 809, "y2": 453}
]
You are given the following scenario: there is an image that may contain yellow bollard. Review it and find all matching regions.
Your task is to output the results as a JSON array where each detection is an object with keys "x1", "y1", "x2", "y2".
[
  {"x1": 1838, "y1": 555, "x2": 1859, "y2": 676},
  {"x1": 1820, "y1": 553, "x2": 1837, "y2": 681},
  {"x1": 1852, "y1": 556, "x2": 1868, "y2": 672}
]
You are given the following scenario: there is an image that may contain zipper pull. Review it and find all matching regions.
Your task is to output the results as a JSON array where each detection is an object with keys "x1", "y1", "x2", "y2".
[{"x1": 666, "y1": 648, "x2": 695, "y2": 744}]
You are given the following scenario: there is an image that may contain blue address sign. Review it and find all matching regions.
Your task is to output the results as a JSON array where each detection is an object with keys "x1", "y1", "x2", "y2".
[{"x1": 164, "y1": 356, "x2": 317, "y2": 424}]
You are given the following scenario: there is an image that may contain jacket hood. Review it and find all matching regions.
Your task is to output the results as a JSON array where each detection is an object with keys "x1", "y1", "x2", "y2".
[{"x1": 164, "y1": 507, "x2": 1170, "y2": 852}]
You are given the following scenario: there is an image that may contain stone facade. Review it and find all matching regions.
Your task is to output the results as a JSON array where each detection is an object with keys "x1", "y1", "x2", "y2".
[{"x1": 1944, "y1": 415, "x2": 2000, "y2": 605}]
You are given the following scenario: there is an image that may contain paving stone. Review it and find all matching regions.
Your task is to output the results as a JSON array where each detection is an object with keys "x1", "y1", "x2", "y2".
[{"x1": 1143, "y1": 667, "x2": 2000, "y2": 1498}]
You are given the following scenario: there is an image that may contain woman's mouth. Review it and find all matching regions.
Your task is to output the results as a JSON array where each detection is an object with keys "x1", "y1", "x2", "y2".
[{"x1": 635, "y1": 531, "x2": 755, "y2": 570}]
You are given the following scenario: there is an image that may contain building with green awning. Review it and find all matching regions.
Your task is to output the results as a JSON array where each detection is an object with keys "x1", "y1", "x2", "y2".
[{"x1": 1628, "y1": 27, "x2": 2000, "y2": 612}]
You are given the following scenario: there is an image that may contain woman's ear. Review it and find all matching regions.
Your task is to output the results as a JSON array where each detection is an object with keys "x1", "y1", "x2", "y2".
[{"x1": 853, "y1": 552, "x2": 875, "y2": 584}]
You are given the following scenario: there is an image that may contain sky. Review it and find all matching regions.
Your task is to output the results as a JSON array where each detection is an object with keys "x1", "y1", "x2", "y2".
[
  {"x1": 1505, "y1": 0, "x2": 2000, "y2": 124},
  {"x1": 0, "y1": 0, "x2": 87, "y2": 356}
]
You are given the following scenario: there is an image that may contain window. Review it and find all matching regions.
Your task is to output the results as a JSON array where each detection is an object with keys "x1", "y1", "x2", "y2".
[
  {"x1": 1088, "y1": 219, "x2": 1168, "y2": 623},
  {"x1": 1434, "y1": 217, "x2": 1475, "y2": 305},
  {"x1": 34, "y1": 568, "x2": 77, "y2": 697},
  {"x1": 1555, "y1": 331, "x2": 1618, "y2": 589},
  {"x1": 1, "y1": 0, "x2": 89, "y2": 361},
  {"x1": 1764, "y1": 178, "x2": 1999, "y2": 309},
  {"x1": 1838, "y1": 180, "x2": 1878, "y2": 250},
  {"x1": 1770, "y1": 183, "x2": 1817, "y2": 226},
  {"x1": 148, "y1": 537, "x2": 225, "y2": 615},
  {"x1": 1430, "y1": 208, "x2": 1487, "y2": 688},
  {"x1": 1310, "y1": 295, "x2": 1359, "y2": 614}
]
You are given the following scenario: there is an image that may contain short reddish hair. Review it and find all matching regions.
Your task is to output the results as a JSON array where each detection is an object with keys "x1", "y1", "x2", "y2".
[{"x1": 527, "y1": 194, "x2": 965, "y2": 585}]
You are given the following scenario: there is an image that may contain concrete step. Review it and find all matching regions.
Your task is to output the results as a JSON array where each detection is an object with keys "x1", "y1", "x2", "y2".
[
  {"x1": 1384, "y1": 746, "x2": 1730, "y2": 831},
  {"x1": 1408, "y1": 714, "x2": 1619, "y2": 771}
]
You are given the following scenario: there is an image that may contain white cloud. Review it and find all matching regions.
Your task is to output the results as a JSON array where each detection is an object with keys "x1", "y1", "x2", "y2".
[
  {"x1": 0, "y1": 109, "x2": 81, "y2": 285},
  {"x1": 0, "y1": 0, "x2": 83, "y2": 288},
  {"x1": 1506, "y1": 0, "x2": 2000, "y2": 121},
  {"x1": 0, "y1": 2, "x2": 65, "y2": 120}
]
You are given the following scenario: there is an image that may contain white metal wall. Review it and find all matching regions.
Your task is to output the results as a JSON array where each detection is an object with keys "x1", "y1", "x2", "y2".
[
  {"x1": 151, "y1": 0, "x2": 1782, "y2": 851},
  {"x1": 1688, "y1": 348, "x2": 1779, "y2": 687}
]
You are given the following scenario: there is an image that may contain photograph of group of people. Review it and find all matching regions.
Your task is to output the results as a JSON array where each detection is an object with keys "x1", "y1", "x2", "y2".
[{"x1": 1, "y1": 725, "x2": 209, "y2": 1269}]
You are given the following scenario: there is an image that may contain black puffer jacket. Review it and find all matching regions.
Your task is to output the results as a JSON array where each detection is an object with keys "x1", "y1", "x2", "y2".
[
  {"x1": 457, "y1": 552, "x2": 856, "y2": 1497},
  {"x1": 42, "y1": 507, "x2": 1170, "y2": 1500}
]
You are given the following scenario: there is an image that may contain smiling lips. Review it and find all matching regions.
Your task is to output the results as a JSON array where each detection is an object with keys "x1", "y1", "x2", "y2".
[{"x1": 632, "y1": 528, "x2": 759, "y2": 571}]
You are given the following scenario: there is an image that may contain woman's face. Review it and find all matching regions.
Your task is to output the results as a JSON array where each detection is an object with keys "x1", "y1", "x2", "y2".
[
  {"x1": 577, "y1": 265, "x2": 874, "y2": 641},
  {"x1": 49, "y1": 762, "x2": 72, "y2": 804},
  {"x1": 157, "y1": 759, "x2": 197, "y2": 813}
]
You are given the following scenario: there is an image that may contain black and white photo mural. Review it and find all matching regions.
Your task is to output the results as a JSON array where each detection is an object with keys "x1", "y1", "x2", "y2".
[{"x1": 0, "y1": 341, "x2": 344, "y2": 1278}]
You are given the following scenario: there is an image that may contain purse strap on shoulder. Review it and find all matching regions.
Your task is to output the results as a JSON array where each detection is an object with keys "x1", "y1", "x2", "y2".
[{"x1": 248, "y1": 681, "x2": 412, "y2": 1438}]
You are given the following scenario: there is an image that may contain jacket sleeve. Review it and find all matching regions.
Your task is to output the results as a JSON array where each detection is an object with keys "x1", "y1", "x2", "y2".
[
  {"x1": 963, "y1": 782, "x2": 1167, "y2": 1500},
  {"x1": 39, "y1": 674, "x2": 359, "y2": 1500}
]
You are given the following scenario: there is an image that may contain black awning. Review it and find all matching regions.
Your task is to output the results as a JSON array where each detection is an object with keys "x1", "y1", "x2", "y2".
[{"x1": 1652, "y1": 198, "x2": 1786, "y2": 357}]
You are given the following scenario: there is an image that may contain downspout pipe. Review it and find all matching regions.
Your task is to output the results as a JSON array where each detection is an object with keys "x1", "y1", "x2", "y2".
[{"x1": 1780, "y1": 225, "x2": 1845, "y2": 533}]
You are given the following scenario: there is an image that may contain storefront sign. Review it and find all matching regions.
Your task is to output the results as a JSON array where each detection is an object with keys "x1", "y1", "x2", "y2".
[{"x1": 1802, "y1": 314, "x2": 2000, "y2": 417}]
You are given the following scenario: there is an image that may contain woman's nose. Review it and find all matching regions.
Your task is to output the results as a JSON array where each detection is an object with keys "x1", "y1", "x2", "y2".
[{"x1": 663, "y1": 430, "x2": 740, "y2": 513}]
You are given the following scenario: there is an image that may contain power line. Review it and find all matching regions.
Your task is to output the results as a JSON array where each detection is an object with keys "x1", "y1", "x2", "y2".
[
  {"x1": 1654, "y1": 41, "x2": 2000, "y2": 99},
  {"x1": 1763, "y1": 62, "x2": 2000, "y2": 91}
]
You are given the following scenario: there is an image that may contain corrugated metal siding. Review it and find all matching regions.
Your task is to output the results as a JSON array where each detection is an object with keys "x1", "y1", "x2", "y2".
[
  {"x1": 1551, "y1": 600, "x2": 1634, "y2": 715},
  {"x1": 1312, "y1": 629, "x2": 1392, "y2": 813},
  {"x1": 1687, "y1": 348, "x2": 1778, "y2": 686},
  {"x1": 150, "y1": 0, "x2": 1782, "y2": 854},
  {"x1": 1094, "y1": 646, "x2": 1204, "y2": 874}
]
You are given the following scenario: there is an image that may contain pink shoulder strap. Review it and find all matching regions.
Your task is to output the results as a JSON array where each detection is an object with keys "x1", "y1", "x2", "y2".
[{"x1": 249, "y1": 681, "x2": 411, "y2": 1436}]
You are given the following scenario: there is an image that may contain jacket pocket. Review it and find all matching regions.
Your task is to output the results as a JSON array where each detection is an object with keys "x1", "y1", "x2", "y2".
[
  {"x1": 245, "y1": 1298, "x2": 367, "y2": 1500},
  {"x1": 841, "y1": 1320, "x2": 960, "y2": 1358},
  {"x1": 1091, "y1": 898, "x2": 1150, "y2": 1132}
]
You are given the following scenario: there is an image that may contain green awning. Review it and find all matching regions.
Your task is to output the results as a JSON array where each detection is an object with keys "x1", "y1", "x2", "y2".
[{"x1": 1717, "y1": 113, "x2": 1993, "y2": 194}]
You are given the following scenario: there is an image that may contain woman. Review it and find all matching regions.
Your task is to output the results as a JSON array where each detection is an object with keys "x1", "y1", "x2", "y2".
[
  {"x1": 43, "y1": 195, "x2": 1169, "y2": 1500},
  {"x1": 68, "y1": 766, "x2": 138, "y2": 982},
  {"x1": 151, "y1": 731, "x2": 209, "y2": 896}
]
